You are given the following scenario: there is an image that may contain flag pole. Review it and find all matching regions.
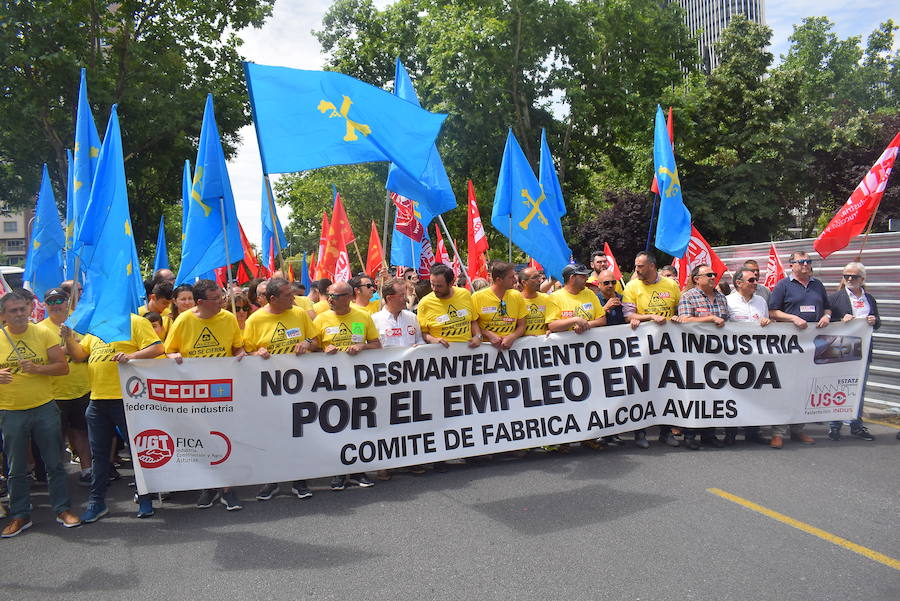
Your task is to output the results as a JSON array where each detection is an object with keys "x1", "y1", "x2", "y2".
[
  {"x1": 645, "y1": 193, "x2": 659, "y2": 251},
  {"x1": 381, "y1": 191, "x2": 391, "y2": 283},
  {"x1": 351, "y1": 238, "x2": 366, "y2": 275},
  {"x1": 438, "y1": 215, "x2": 473, "y2": 289},
  {"x1": 262, "y1": 174, "x2": 285, "y2": 271},
  {"x1": 854, "y1": 201, "x2": 881, "y2": 263},
  {"x1": 66, "y1": 256, "x2": 82, "y2": 315},
  {"x1": 508, "y1": 217, "x2": 512, "y2": 262},
  {"x1": 219, "y1": 197, "x2": 237, "y2": 314}
]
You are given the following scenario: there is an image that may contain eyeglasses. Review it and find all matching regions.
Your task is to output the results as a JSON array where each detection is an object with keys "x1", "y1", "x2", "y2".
[
  {"x1": 842, "y1": 274, "x2": 862, "y2": 280},
  {"x1": 600, "y1": 280, "x2": 617, "y2": 286},
  {"x1": 792, "y1": 259, "x2": 813, "y2": 265},
  {"x1": 235, "y1": 305, "x2": 251, "y2": 312},
  {"x1": 700, "y1": 272, "x2": 717, "y2": 278},
  {"x1": 745, "y1": 277, "x2": 758, "y2": 283},
  {"x1": 361, "y1": 283, "x2": 375, "y2": 289},
  {"x1": 327, "y1": 293, "x2": 349, "y2": 299},
  {"x1": 46, "y1": 298, "x2": 67, "y2": 305}
]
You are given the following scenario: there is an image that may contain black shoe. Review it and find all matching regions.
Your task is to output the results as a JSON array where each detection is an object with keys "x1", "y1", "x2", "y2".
[
  {"x1": 108, "y1": 466, "x2": 121, "y2": 482},
  {"x1": 850, "y1": 426, "x2": 874, "y2": 441},
  {"x1": 196, "y1": 489, "x2": 220, "y2": 509},
  {"x1": 256, "y1": 483, "x2": 279, "y2": 501},
  {"x1": 746, "y1": 433, "x2": 770, "y2": 445},
  {"x1": 828, "y1": 427, "x2": 841, "y2": 441},
  {"x1": 291, "y1": 481, "x2": 312, "y2": 499},
  {"x1": 659, "y1": 433, "x2": 680, "y2": 447},
  {"x1": 603, "y1": 435, "x2": 624, "y2": 446},
  {"x1": 330, "y1": 475, "x2": 346, "y2": 491},
  {"x1": 686, "y1": 437, "x2": 700, "y2": 450},
  {"x1": 220, "y1": 490, "x2": 243, "y2": 511},
  {"x1": 635, "y1": 432, "x2": 650, "y2": 449},
  {"x1": 348, "y1": 473, "x2": 374, "y2": 488},
  {"x1": 701, "y1": 436, "x2": 724, "y2": 448}
]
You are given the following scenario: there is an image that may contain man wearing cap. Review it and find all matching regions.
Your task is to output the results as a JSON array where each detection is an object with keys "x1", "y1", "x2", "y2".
[
  {"x1": 40, "y1": 288, "x2": 92, "y2": 486},
  {"x1": 0, "y1": 291, "x2": 81, "y2": 537},
  {"x1": 546, "y1": 264, "x2": 606, "y2": 333},
  {"x1": 472, "y1": 262, "x2": 527, "y2": 349}
]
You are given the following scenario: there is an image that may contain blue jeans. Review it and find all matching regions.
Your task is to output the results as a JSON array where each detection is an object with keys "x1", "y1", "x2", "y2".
[
  {"x1": 85, "y1": 399, "x2": 149, "y2": 505},
  {"x1": 0, "y1": 401, "x2": 71, "y2": 519}
]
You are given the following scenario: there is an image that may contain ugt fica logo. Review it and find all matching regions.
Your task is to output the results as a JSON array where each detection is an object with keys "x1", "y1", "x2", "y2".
[{"x1": 134, "y1": 429, "x2": 175, "y2": 469}]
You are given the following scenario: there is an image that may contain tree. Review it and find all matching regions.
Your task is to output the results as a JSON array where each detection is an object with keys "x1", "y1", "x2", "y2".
[{"x1": 0, "y1": 0, "x2": 274, "y2": 260}]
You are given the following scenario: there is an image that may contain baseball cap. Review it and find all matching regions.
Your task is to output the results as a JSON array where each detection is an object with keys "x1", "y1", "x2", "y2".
[
  {"x1": 44, "y1": 287, "x2": 69, "y2": 302},
  {"x1": 562, "y1": 263, "x2": 591, "y2": 281}
]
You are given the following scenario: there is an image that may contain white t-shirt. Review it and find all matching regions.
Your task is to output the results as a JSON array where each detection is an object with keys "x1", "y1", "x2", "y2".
[
  {"x1": 372, "y1": 309, "x2": 424, "y2": 347},
  {"x1": 726, "y1": 292, "x2": 769, "y2": 323},
  {"x1": 846, "y1": 288, "x2": 871, "y2": 319}
]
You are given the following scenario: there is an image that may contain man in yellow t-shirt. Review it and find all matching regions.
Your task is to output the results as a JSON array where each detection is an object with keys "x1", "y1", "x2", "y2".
[
  {"x1": 621, "y1": 251, "x2": 681, "y2": 449},
  {"x1": 64, "y1": 312, "x2": 163, "y2": 521},
  {"x1": 311, "y1": 279, "x2": 332, "y2": 315},
  {"x1": 518, "y1": 267, "x2": 551, "y2": 336},
  {"x1": 472, "y1": 262, "x2": 526, "y2": 349},
  {"x1": 312, "y1": 281, "x2": 380, "y2": 490},
  {"x1": 350, "y1": 274, "x2": 380, "y2": 315},
  {"x1": 547, "y1": 264, "x2": 607, "y2": 333},
  {"x1": 293, "y1": 292, "x2": 317, "y2": 321},
  {"x1": 0, "y1": 291, "x2": 79, "y2": 537},
  {"x1": 417, "y1": 264, "x2": 483, "y2": 347},
  {"x1": 246, "y1": 277, "x2": 318, "y2": 502},
  {"x1": 164, "y1": 279, "x2": 246, "y2": 511},
  {"x1": 40, "y1": 287, "x2": 92, "y2": 485},
  {"x1": 313, "y1": 282, "x2": 380, "y2": 355}
]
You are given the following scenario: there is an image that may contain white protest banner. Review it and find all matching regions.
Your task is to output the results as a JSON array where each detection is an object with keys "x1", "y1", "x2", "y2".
[{"x1": 120, "y1": 321, "x2": 871, "y2": 494}]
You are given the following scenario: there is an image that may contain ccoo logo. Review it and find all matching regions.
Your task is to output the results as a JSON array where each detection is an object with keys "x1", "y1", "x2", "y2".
[{"x1": 134, "y1": 429, "x2": 175, "y2": 469}]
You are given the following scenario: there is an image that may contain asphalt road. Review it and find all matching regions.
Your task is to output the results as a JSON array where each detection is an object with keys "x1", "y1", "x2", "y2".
[{"x1": 3, "y1": 422, "x2": 898, "y2": 601}]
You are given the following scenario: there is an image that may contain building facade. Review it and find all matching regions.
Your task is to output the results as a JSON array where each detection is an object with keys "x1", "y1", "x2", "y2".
[
  {"x1": 0, "y1": 209, "x2": 33, "y2": 267},
  {"x1": 676, "y1": 0, "x2": 766, "y2": 73}
]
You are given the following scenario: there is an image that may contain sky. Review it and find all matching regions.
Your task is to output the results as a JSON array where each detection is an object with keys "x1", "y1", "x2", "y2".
[{"x1": 227, "y1": 0, "x2": 899, "y2": 247}]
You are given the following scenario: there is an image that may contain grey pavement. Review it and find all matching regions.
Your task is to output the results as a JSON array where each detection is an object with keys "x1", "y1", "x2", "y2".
[{"x1": 3, "y1": 422, "x2": 898, "y2": 601}]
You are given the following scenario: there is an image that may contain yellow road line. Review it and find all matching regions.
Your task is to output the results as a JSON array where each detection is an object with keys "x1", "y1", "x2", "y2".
[
  {"x1": 707, "y1": 488, "x2": 900, "y2": 571},
  {"x1": 864, "y1": 417, "x2": 900, "y2": 430}
]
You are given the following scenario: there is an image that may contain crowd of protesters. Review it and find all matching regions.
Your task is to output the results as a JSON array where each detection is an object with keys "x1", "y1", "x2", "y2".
[{"x1": 0, "y1": 249, "x2": 886, "y2": 538}]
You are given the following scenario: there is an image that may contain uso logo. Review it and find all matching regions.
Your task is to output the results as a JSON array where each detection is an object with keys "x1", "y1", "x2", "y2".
[
  {"x1": 147, "y1": 379, "x2": 233, "y2": 403},
  {"x1": 134, "y1": 429, "x2": 175, "y2": 469}
]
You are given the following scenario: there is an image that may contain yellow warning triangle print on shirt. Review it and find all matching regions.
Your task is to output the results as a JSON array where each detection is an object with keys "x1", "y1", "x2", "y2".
[
  {"x1": 193, "y1": 327, "x2": 221, "y2": 349},
  {"x1": 270, "y1": 322, "x2": 288, "y2": 343},
  {"x1": 7, "y1": 341, "x2": 38, "y2": 362}
]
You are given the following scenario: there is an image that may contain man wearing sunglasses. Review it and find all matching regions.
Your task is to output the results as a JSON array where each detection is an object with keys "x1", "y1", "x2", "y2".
[
  {"x1": 740, "y1": 259, "x2": 770, "y2": 301},
  {"x1": 673, "y1": 264, "x2": 731, "y2": 449},
  {"x1": 472, "y1": 262, "x2": 526, "y2": 350},
  {"x1": 350, "y1": 274, "x2": 380, "y2": 315},
  {"x1": 245, "y1": 277, "x2": 318, "y2": 501},
  {"x1": 767, "y1": 251, "x2": 832, "y2": 448},
  {"x1": 595, "y1": 270, "x2": 625, "y2": 326}
]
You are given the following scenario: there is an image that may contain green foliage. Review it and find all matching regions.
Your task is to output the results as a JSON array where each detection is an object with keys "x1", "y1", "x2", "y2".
[{"x1": 0, "y1": 0, "x2": 274, "y2": 262}]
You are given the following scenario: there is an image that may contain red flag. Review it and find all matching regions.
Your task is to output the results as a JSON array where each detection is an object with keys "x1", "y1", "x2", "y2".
[
  {"x1": 466, "y1": 180, "x2": 489, "y2": 281},
  {"x1": 650, "y1": 107, "x2": 675, "y2": 194},
  {"x1": 814, "y1": 131, "x2": 900, "y2": 258},
  {"x1": 602, "y1": 242, "x2": 622, "y2": 280},
  {"x1": 675, "y1": 225, "x2": 727, "y2": 289},
  {"x1": 266, "y1": 241, "x2": 276, "y2": 275},
  {"x1": 528, "y1": 257, "x2": 542, "y2": 270},
  {"x1": 434, "y1": 225, "x2": 451, "y2": 265},
  {"x1": 418, "y1": 236, "x2": 435, "y2": 275},
  {"x1": 330, "y1": 191, "x2": 356, "y2": 245},
  {"x1": 315, "y1": 212, "x2": 329, "y2": 279},
  {"x1": 287, "y1": 263, "x2": 295, "y2": 282},
  {"x1": 214, "y1": 266, "x2": 227, "y2": 287},
  {"x1": 390, "y1": 192, "x2": 425, "y2": 242},
  {"x1": 308, "y1": 253, "x2": 317, "y2": 283},
  {"x1": 236, "y1": 222, "x2": 261, "y2": 284},
  {"x1": 763, "y1": 242, "x2": 786, "y2": 290},
  {"x1": 365, "y1": 221, "x2": 384, "y2": 277}
]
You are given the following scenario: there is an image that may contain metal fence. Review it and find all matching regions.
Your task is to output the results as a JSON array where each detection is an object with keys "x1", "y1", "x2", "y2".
[{"x1": 713, "y1": 231, "x2": 900, "y2": 410}]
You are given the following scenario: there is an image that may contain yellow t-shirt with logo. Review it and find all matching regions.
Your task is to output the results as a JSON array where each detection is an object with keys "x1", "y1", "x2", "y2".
[
  {"x1": 472, "y1": 287, "x2": 527, "y2": 336},
  {"x1": 522, "y1": 292, "x2": 551, "y2": 336},
  {"x1": 416, "y1": 287, "x2": 477, "y2": 342},
  {"x1": 40, "y1": 318, "x2": 90, "y2": 400},
  {"x1": 313, "y1": 299, "x2": 330, "y2": 315},
  {"x1": 0, "y1": 323, "x2": 61, "y2": 410},
  {"x1": 80, "y1": 314, "x2": 162, "y2": 400},
  {"x1": 244, "y1": 306, "x2": 315, "y2": 354},
  {"x1": 313, "y1": 306, "x2": 379, "y2": 351},
  {"x1": 546, "y1": 288, "x2": 606, "y2": 326},
  {"x1": 294, "y1": 295, "x2": 314, "y2": 313},
  {"x1": 622, "y1": 277, "x2": 681, "y2": 319},
  {"x1": 164, "y1": 310, "x2": 243, "y2": 358},
  {"x1": 352, "y1": 299, "x2": 380, "y2": 315}
]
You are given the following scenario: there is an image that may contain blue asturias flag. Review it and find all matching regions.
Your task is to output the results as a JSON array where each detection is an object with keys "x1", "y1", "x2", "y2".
[
  {"x1": 385, "y1": 59, "x2": 456, "y2": 225},
  {"x1": 652, "y1": 105, "x2": 691, "y2": 258},
  {"x1": 66, "y1": 106, "x2": 144, "y2": 342},
  {"x1": 65, "y1": 148, "x2": 77, "y2": 278},
  {"x1": 181, "y1": 159, "x2": 191, "y2": 241},
  {"x1": 300, "y1": 252, "x2": 311, "y2": 291},
  {"x1": 153, "y1": 215, "x2": 169, "y2": 271},
  {"x1": 243, "y1": 62, "x2": 447, "y2": 180},
  {"x1": 261, "y1": 180, "x2": 286, "y2": 267},
  {"x1": 176, "y1": 94, "x2": 243, "y2": 284},
  {"x1": 491, "y1": 129, "x2": 571, "y2": 281},
  {"x1": 539, "y1": 129, "x2": 567, "y2": 217},
  {"x1": 23, "y1": 164, "x2": 66, "y2": 298},
  {"x1": 72, "y1": 68, "x2": 102, "y2": 245}
]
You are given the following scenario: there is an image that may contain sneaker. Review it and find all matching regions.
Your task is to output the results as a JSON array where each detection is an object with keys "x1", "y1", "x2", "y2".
[
  {"x1": 196, "y1": 489, "x2": 220, "y2": 509},
  {"x1": 108, "y1": 466, "x2": 121, "y2": 482},
  {"x1": 78, "y1": 472, "x2": 92, "y2": 487},
  {"x1": 828, "y1": 427, "x2": 841, "y2": 441},
  {"x1": 56, "y1": 510, "x2": 82, "y2": 528},
  {"x1": 1, "y1": 517, "x2": 32, "y2": 538},
  {"x1": 81, "y1": 502, "x2": 109, "y2": 523},
  {"x1": 136, "y1": 497, "x2": 154, "y2": 518},
  {"x1": 330, "y1": 475, "x2": 346, "y2": 491},
  {"x1": 348, "y1": 473, "x2": 375, "y2": 488},
  {"x1": 850, "y1": 426, "x2": 875, "y2": 441},
  {"x1": 220, "y1": 490, "x2": 243, "y2": 511},
  {"x1": 30, "y1": 470, "x2": 47, "y2": 484},
  {"x1": 659, "y1": 433, "x2": 680, "y2": 447},
  {"x1": 256, "y1": 483, "x2": 279, "y2": 501},
  {"x1": 291, "y1": 481, "x2": 312, "y2": 499},
  {"x1": 634, "y1": 432, "x2": 650, "y2": 449}
]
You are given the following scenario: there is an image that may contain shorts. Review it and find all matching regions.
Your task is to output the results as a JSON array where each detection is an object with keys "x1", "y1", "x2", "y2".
[{"x1": 56, "y1": 393, "x2": 90, "y2": 431}]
